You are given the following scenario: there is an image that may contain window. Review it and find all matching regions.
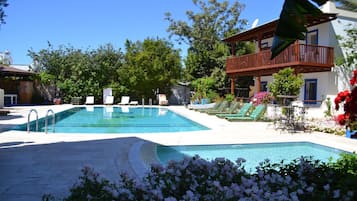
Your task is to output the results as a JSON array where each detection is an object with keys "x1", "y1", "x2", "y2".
[
  {"x1": 260, "y1": 42, "x2": 269, "y2": 49},
  {"x1": 304, "y1": 79, "x2": 317, "y2": 104},
  {"x1": 306, "y1": 29, "x2": 318, "y2": 45},
  {"x1": 260, "y1": 81, "x2": 268, "y2": 92}
]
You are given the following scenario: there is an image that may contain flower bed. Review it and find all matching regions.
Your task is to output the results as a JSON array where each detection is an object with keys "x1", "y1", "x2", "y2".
[{"x1": 45, "y1": 154, "x2": 357, "y2": 201}]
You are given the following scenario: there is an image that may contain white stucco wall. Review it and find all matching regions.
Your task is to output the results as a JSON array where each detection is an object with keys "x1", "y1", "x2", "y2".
[
  {"x1": 261, "y1": 72, "x2": 339, "y2": 119},
  {"x1": 306, "y1": 23, "x2": 331, "y2": 46},
  {"x1": 261, "y1": 71, "x2": 337, "y2": 102},
  {"x1": 330, "y1": 15, "x2": 357, "y2": 93}
]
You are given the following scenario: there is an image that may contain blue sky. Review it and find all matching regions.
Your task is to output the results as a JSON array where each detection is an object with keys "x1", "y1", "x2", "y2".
[{"x1": 0, "y1": 0, "x2": 284, "y2": 65}]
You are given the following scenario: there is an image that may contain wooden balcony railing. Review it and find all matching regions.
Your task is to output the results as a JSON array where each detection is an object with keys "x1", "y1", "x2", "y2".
[{"x1": 226, "y1": 44, "x2": 334, "y2": 75}]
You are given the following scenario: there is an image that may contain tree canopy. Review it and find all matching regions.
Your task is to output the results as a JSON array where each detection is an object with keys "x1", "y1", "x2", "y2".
[
  {"x1": 268, "y1": 67, "x2": 303, "y2": 100},
  {"x1": 28, "y1": 38, "x2": 182, "y2": 103},
  {"x1": 28, "y1": 43, "x2": 124, "y2": 103},
  {"x1": 118, "y1": 38, "x2": 182, "y2": 100},
  {"x1": 165, "y1": 0, "x2": 247, "y2": 80},
  {"x1": 336, "y1": 25, "x2": 357, "y2": 69},
  {"x1": 0, "y1": 0, "x2": 7, "y2": 26}
]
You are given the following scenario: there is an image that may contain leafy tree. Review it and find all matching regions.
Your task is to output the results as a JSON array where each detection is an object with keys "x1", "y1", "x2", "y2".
[
  {"x1": 191, "y1": 76, "x2": 216, "y2": 101},
  {"x1": 28, "y1": 43, "x2": 124, "y2": 103},
  {"x1": 268, "y1": 67, "x2": 303, "y2": 102},
  {"x1": 165, "y1": 0, "x2": 247, "y2": 80},
  {"x1": 88, "y1": 44, "x2": 125, "y2": 99},
  {"x1": 0, "y1": 0, "x2": 8, "y2": 26},
  {"x1": 336, "y1": 25, "x2": 357, "y2": 69},
  {"x1": 118, "y1": 38, "x2": 182, "y2": 101},
  {"x1": 210, "y1": 67, "x2": 227, "y2": 91}
]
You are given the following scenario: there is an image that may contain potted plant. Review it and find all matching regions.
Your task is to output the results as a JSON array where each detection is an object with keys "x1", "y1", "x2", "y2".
[
  {"x1": 268, "y1": 67, "x2": 303, "y2": 106},
  {"x1": 224, "y1": 93, "x2": 235, "y2": 107},
  {"x1": 53, "y1": 97, "x2": 61, "y2": 105},
  {"x1": 334, "y1": 69, "x2": 357, "y2": 138}
]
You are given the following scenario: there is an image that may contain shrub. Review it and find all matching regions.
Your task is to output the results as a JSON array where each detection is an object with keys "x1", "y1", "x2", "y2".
[
  {"x1": 46, "y1": 154, "x2": 357, "y2": 201},
  {"x1": 268, "y1": 67, "x2": 303, "y2": 104},
  {"x1": 251, "y1": 91, "x2": 274, "y2": 106},
  {"x1": 324, "y1": 97, "x2": 333, "y2": 117},
  {"x1": 206, "y1": 91, "x2": 220, "y2": 102},
  {"x1": 224, "y1": 93, "x2": 235, "y2": 102}
]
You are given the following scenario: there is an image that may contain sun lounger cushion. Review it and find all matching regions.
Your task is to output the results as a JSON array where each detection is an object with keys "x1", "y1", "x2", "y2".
[{"x1": 225, "y1": 104, "x2": 266, "y2": 121}]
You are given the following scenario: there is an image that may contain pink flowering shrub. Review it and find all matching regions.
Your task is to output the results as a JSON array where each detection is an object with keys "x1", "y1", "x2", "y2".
[
  {"x1": 54, "y1": 154, "x2": 357, "y2": 201},
  {"x1": 250, "y1": 92, "x2": 274, "y2": 106}
]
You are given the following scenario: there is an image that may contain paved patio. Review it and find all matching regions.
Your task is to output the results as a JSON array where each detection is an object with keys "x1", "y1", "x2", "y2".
[{"x1": 1, "y1": 105, "x2": 356, "y2": 201}]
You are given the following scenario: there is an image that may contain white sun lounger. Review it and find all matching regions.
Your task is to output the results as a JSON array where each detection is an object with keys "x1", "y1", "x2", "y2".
[
  {"x1": 118, "y1": 96, "x2": 130, "y2": 105},
  {"x1": 85, "y1": 96, "x2": 94, "y2": 105}
]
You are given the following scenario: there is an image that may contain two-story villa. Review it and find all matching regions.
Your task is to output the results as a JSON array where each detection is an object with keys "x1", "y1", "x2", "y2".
[{"x1": 223, "y1": 1, "x2": 356, "y2": 117}]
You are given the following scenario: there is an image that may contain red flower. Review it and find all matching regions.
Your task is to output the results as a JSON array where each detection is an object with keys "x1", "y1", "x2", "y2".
[
  {"x1": 334, "y1": 96, "x2": 341, "y2": 110},
  {"x1": 337, "y1": 114, "x2": 346, "y2": 125},
  {"x1": 335, "y1": 69, "x2": 357, "y2": 130},
  {"x1": 351, "y1": 70, "x2": 357, "y2": 85},
  {"x1": 343, "y1": 90, "x2": 350, "y2": 98}
]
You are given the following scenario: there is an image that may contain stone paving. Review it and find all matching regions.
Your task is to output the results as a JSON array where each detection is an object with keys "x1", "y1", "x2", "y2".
[{"x1": 1, "y1": 105, "x2": 357, "y2": 200}]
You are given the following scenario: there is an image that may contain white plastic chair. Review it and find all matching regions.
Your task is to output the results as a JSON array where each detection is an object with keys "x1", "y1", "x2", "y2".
[
  {"x1": 104, "y1": 95, "x2": 114, "y2": 105},
  {"x1": 85, "y1": 96, "x2": 94, "y2": 105},
  {"x1": 118, "y1": 96, "x2": 130, "y2": 105},
  {"x1": 158, "y1": 94, "x2": 169, "y2": 106}
]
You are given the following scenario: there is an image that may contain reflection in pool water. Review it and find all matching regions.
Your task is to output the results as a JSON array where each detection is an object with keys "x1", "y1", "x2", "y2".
[{"x1": 15, "y1": 107, "x2": 209, "y2": 133}]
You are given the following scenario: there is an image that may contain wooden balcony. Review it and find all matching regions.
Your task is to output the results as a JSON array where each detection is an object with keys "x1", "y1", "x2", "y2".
[{"x1": 226, "y1": 44, "x2": 334, "y2": 76}]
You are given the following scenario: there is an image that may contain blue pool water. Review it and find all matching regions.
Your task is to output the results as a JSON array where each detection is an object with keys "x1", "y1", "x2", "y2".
[
  {"x1": 16, "y1": 107, "x2": 209, "y2": 133},
  {"x1": 156, "y1": 142, "x2": 347, "y2": 171}
]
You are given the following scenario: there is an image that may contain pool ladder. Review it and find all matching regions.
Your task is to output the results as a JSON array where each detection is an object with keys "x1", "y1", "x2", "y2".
[
  {"x1": 45, "y1": 109, "x2": 55, "y2": 133},
  {"x1": 27, "y1": 109, "x2": 38, "y2": 133},
  {"x1": 27, "y1": 109, "x2": 55, "y2": 133}
]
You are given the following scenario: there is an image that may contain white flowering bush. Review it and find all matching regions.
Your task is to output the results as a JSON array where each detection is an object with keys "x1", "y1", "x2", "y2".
[{"x1": 48, "y1": 154, "x2": 357, "y2": 201}]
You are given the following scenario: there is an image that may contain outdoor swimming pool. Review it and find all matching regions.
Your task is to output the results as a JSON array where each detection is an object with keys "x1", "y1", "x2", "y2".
[
  {"x1": 16, "y1": 107, "x2": 209, "y2": 133},
  {"x1": 156, "y1": 142, "x2": 348, "y2": 171}
]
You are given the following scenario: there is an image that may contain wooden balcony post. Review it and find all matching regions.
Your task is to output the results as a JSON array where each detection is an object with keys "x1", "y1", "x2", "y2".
[
  {"x1": 255, "y1": 76, "x2": 261, "y2": 93},
  {"x1": 230, "y1": 77, "x2": 235, "y2": 95},
  {"x1": 258, "y1": 34, "x2": 262, "y2": 51},
  {"x1": 231, "y1": 43, "x2": 236, "y2": 56},
  {"x1": 295, "y1": 40, "x2": 299, "y2": 62}
]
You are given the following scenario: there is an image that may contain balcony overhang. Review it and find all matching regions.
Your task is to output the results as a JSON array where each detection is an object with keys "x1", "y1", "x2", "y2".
[
  {"x1": 223, "y1": 13, "x2": 337, "y2": 43},
  {"x1": 227, "y1": 63, "x2": 333, "y2": 77}
]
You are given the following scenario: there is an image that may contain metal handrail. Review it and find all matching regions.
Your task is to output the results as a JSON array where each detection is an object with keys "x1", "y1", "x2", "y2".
[
  {"x1": 27, "y1": 109, "x2": 38, "y2": 133},
  {"x1": 45, "y1": 109, "x2": 55, "y2": 134}
]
